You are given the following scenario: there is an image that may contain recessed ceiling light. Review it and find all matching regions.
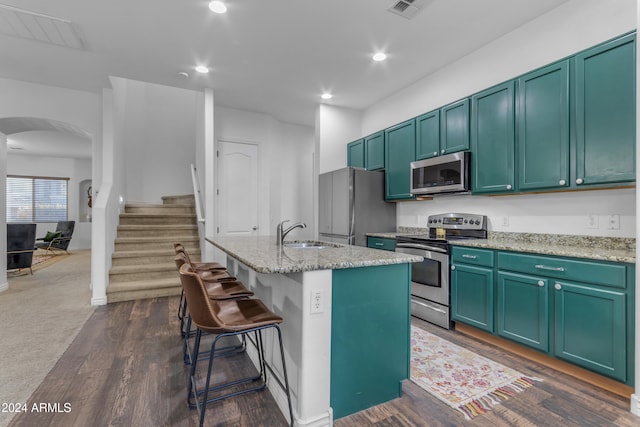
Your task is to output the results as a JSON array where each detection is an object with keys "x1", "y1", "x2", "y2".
[
  {"x1": 372, "y1": 52, "x2": 387, "y2": 62},
  {"x1": 321, "y1": 93, "x2": 333, "y2": 100},
  {"x1": 195, "y1": 66, "x2": 210, "y2": 74},
  {"x1": 208, "y1": 1, "x2": 227, "y2": 13}
]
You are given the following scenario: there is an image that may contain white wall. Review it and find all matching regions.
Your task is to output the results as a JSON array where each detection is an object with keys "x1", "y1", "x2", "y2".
[
  {"x1": 356, "y1": 0, "x2": 637, "y2": 237},
  {"x1": 215, "y1": 106, "x2": 315, "y2": 238},
  {"x1": 115, "y1": 79, "x2": 200, "y2": 203},
  {"x1": 315, "y1": 104, "x2": 361, "y2": 174},
  {"x1": 7, "y1": 153, "x2": 92, "y2": 248}
]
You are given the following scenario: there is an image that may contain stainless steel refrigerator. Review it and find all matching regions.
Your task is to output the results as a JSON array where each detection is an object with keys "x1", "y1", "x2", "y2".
[{"x1": 318, "y1": 167, "x2": 396, "y2": 246}]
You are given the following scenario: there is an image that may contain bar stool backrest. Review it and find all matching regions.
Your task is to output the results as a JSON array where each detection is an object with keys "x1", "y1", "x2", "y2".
[{"x1": 178, "y1": 264, "x2": 226, "y2": 333}]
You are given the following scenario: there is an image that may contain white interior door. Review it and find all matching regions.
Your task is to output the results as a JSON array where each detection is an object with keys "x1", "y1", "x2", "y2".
[{"x1": 217, "y1": 141, "x2": 259, "y2": 236}]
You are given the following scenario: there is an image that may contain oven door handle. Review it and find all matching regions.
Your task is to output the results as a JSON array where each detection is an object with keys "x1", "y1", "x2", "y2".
[{"x1": 396, "y1": 243, "x2": 447, "y2": 253}]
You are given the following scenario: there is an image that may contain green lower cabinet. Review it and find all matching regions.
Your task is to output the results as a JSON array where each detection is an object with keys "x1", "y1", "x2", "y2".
[
  {"x1": 331, "y1": 264, "x2": 411, "y2": 419},
  {"x1": 497, "y1": 272, "x2": 549, "y2": 352},
  {"x1": 451, "y1": 263, "x2": 494, "y2": 332},
  {"x1": 367, "y1": 236, "x2": 396, "y2": 251},
  {"x1": 553, "y1": 280, "x2": 627, "y2": 382}
]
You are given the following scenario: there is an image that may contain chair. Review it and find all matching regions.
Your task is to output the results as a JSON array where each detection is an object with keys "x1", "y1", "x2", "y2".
[
  {"x1": 175, "y1": 254, "x2": 254, "y2": 365},
  {"x1": 174, "y1": 242, "x2": 226, "y2": 325},
  {"x1": 7, "y1": 224, "x2": 37, "y2": 274},
  {"x1": 34, "y1": 221, "x2": 75, "y2": 254},
  {"x1": 178, "y1": 264, "x2": 294, "y2": 427}
]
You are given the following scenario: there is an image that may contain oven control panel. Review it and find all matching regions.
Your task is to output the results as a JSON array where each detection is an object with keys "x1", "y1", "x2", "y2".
[{"x1": 427, "y1": 213, "x2": 486, "y2": 230}]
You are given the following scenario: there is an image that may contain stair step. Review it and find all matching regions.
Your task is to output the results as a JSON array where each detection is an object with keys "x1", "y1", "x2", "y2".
[
  {"x1": 124, "y1": 204, "x2": 195, "y2": 215},
  {"x1": 109, "y1": 263, "x2": 179, "y2": 282},
  {"x1": 119, "y1": 213, "x2": 197, "y2": 225},
  {"x1": 114, "y1": 236, "x2": 199, "y2": 252},
  {"x1": 162, "y1": 194, "x2": 195, "y2": 205},
  {"x1": 106, "y1": 277, "x2": 182, "y2": 303},
  {"x1": 111, "y1": 248, "x2": 202, "y2": 266},
  {"x1": 116, "y1": 224, "x2": 198, "y2": 238}
]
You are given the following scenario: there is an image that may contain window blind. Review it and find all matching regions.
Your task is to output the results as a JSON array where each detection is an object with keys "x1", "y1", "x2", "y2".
[{"x1": 6, "y1": 175, "x2": 69, "y2": 223}]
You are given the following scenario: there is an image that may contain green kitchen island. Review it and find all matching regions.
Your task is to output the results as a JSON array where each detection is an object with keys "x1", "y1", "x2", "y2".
[{"x1": 206, "y1": 236, "x2": 421, "y2": 426}]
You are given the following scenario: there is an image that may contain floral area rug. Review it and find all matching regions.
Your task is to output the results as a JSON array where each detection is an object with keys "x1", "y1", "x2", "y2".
[{"x1": 410, "y1": 326, "x2": 541, "y2": 420}]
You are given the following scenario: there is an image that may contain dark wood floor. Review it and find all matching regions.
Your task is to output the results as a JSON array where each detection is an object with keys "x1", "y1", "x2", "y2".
[{"x1": 9, "y1": 296, "x2": 639, "y2": 427}]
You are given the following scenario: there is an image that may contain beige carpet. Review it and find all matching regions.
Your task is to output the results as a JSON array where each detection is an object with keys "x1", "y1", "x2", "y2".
[{"x1": 0, "y1": 250, "x2": 96, "y2": 427}]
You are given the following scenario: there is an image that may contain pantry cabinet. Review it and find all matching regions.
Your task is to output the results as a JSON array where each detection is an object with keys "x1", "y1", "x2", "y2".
[
  {"x1": 384, "y1": 119, "x2": 416, "y2": 200},
  {"x1": 575, "y1": 33, "x2": 636, "y2": 187}
]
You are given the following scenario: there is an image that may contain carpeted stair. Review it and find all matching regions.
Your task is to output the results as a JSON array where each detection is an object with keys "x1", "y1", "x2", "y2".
[{"x1": 106, "y1": 194, "x2": 201, "y2": 303}]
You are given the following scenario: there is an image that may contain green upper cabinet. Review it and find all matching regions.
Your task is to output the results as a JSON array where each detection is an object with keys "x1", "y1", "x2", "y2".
[
  {"x1": 441, "y1": 98, "x2": 470, "y2": 155},
  {"x1": 517, "y1": 60, "x2": 570, "y2": 191},
  {"x1": 385, "y1": 119, "x2": 416, "y2": 200},
  {"x1": 471, "y1": 82, "x2": 516, "y2": 194},
  {"x1": 347, "y1": 139, "x2": 365, "y2": 168},
  {"x1": 365, "y1": 131, "x2": 385, "y2": 170},
  {"x1": 415, "y1": 110, "x2": 440, "y2": 160},
  {"x1": 575, "y1": 33, "x2": 636, "y2": 187}
]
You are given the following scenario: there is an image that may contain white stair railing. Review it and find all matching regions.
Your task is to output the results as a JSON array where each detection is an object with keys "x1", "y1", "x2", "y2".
[{"x1": 190, "y1": 164, "x2": 205, "y2": 243}]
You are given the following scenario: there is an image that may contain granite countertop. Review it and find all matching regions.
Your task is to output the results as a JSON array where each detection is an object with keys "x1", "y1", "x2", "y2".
[
  {"x1": 366, "y1": 230, "x2": 636, "y2": 264},
  {"x1": 206, "y1": 236, "x2": 422, "y2": 274}
]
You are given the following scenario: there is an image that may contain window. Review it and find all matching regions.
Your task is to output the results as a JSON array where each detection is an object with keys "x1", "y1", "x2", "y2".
[{"x1": 6, "y1": 175, "x2": 69, "y2": 223}]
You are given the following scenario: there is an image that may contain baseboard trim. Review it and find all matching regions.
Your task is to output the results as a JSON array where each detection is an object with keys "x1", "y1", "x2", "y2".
[
  {"x1": 455, "y1": 322, "x2": 634, "y2": 399},
  {"x1": 0, "y1": 281, "x2": 8, "y2": 292}
]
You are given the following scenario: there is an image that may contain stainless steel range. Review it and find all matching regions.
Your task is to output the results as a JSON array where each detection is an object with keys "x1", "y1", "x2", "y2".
[{"x1": 395, "y1": 213, "x2": 487, "y2": 329}]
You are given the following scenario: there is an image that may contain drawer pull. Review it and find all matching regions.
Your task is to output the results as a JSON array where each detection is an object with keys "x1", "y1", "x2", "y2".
[
  {"x1": 462, "y1": 254, "x2": 477, "y2": 259},
  {"x1": 535, "y1": 264, "x2": 565, "y2": 272},
  {"x1": 375, "y1": 242, "x2": 384, "y2": 246}
]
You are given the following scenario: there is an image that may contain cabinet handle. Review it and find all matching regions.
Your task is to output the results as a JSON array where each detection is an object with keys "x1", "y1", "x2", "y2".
[
  {"x1": 506, "y1": 184, "x2": 512, "y2": 190},
  {"x1": 535, "y1": 264, "x2": 565, "y2": 272},
  {"x1": 554, "y1": 283, "x2": 562, "y2": 290},
  {"x1": 462, "y1": 254, "x2": 477, "y2": 259},
  {"x1": 433, "y1": 151, "x2": 438, "y2": 156},
  {"x1": 441, "y1": 149, "x2": 445, "y2": 154},
  {"x1": 538, "y1": 280, "x2": 545, "y2": 287},
  {"x1": 576, "y1": 178, "x2": 584, "y2": 185},
  {"x1": 559, "y1": 179, "x2": 566, "y2": 186},
  {"x1": 451, "y1": 265, "x2": 456, "y2": 270}
]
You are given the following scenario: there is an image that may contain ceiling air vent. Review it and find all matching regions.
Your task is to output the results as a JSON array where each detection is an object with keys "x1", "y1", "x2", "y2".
[
  {"x1": 0, "y1": 3, "x2": 85, "y2": 49},
  {"x1": 387, "y1": 0, "x2": 426, "y2": 20}
]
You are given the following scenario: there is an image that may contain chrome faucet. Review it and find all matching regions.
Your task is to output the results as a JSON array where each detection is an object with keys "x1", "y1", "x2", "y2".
[{"x1": 276, "y1": 219, "x2": 307, "y2": 245}]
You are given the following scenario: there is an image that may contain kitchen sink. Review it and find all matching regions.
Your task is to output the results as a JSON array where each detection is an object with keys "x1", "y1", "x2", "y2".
[{"x1": 283, "y1": 240, "x2": 340, "y2": 249}]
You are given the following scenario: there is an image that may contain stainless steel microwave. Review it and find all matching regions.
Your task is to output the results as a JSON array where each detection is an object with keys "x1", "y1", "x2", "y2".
[{"x1": 410, "y1": 151, "x2": 470, "y2": 195}]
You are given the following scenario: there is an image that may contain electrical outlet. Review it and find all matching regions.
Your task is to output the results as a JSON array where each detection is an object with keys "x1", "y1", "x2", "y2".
[
  {"x1": 311, "y1": 290, "x2": 323, "y2": 314},
  {"x1": 587, "y1": 214, "x2": 598, "y2": 229},
  {"x1": 501, "y1": 216, "x2": 509, "y2": 227},
  {"x1": 608, "y1": 214, "x2": 620, "y2": 230}
]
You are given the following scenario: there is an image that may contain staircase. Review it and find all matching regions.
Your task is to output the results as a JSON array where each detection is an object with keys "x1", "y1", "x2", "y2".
[{"x1": 106, "y1": 194, "x2": 201, "y2": 303}]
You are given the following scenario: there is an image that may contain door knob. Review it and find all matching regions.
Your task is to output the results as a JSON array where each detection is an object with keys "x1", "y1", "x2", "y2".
[{"x1": 554, "y1": 283, "x2": 562, "y2": 290}]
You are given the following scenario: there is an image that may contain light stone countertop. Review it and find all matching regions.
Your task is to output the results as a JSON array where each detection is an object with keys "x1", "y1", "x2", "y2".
[
  {"x1": 206, "y1": 236, "x2": 423, "y2": 274},
  {"x1": 366, "y1": 230, "x2": 636, "y2": 264}
]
